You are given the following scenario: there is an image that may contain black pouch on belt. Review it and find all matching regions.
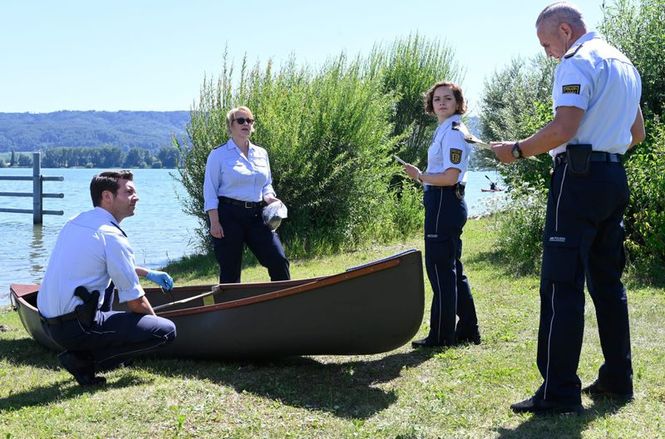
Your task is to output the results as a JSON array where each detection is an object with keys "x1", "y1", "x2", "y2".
[
  {"x1": 74, "y1": 286, "x2": 100, "y2": 329},
  {"x1": 455, "y1": 183, "x2": 465, "y2": 200},
  {"x1": 566, "y1": 144, "x2": 592, "y2": 176}
]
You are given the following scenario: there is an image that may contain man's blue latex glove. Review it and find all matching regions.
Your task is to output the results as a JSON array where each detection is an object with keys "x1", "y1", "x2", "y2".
[{"x1": 145, "y1": 270, "x2": 174, "y2": 292}]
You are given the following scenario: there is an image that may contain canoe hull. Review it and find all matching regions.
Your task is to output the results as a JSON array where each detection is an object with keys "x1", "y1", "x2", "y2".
[{"x1": 11, "y1": 250, "x2": 424, "y2": 359}]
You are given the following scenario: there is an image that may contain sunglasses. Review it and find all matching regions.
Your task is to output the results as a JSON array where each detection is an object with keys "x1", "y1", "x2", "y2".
[{"x1": 234, "y1": 117, "x2": 254, "y2": 125}]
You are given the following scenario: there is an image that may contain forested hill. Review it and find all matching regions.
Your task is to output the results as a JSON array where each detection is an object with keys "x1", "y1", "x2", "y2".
[{"x1": 0, "y1": 111, "x2": 190, "y2": 152}]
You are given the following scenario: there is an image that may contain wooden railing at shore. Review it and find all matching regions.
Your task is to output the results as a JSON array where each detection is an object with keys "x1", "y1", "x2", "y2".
[{"x1": 0, "y1": 152, "x2": 64, "y2": 224}]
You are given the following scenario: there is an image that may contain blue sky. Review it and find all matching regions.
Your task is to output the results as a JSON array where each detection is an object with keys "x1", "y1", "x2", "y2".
[{"x1": 2, "y1": 0, "x2": 607, "y2": 115}]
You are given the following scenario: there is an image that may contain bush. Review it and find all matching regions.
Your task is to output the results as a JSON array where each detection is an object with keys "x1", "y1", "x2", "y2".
[
  {"x1": 176, "y1": 37, "x2": 460, "y2": 258},
  {"x1": 493, "y1": 183, "x2": 548, "y2": 275},
  {"x1": 624, "y1": 118, "x2": 665, "y2": 273},
  {"x1": 600, "y1": 0, "x2": 665, "y2": 118},
  {"x1": 478, "y1": 55, "x2": 556, "y2": 271},
  {"x1": 368, "y1": 34, "x2": 463, "y2": 166}
]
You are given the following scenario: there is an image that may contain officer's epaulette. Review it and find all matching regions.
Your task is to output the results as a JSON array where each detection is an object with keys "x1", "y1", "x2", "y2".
[
  {"x1": 451, "y1": 120, "x2": 484, "y2": 145},
  {"x1": 564, "y1": 42, "x2": 585, "y2": 59}
]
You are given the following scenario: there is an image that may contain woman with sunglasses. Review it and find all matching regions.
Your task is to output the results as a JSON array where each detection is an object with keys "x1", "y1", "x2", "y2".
[
  {"x1": 203, "y1": 106, "x2": 290, "y2": 284},
  {"x1": 400, "y1": 81, "x2": 480, "y2": 348}
]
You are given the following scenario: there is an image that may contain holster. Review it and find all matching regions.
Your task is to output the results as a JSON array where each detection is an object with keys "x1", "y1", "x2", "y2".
[
  {"x1": 455, "y1": 183, "x2": 466, "y2": 200},
  {"x1": 566, "y1": 144, "x2": 592, "y2": 176},
  {"x1": 74, "y1": 286, "x2": 100, "y2": 329}
]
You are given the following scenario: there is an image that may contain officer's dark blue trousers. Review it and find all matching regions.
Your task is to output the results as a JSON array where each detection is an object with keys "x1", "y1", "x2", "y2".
[
  {"x1": 536, "y1": 160, "x2": 632, "y2": 404},
  {"x1": 213, "y1": 202, "x2": 290, "y2": 284},
  {"x1": 44, "y1": 286, "x2": 176, "y2": 372},
  {"x1": 423, "y1": 185, "x2": 479, "y2": 345}
]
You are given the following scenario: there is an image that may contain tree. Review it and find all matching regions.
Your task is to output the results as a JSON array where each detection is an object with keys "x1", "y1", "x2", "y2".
[
  {"x1": 479, "y1": 54, "x2": 556, "y2": 189},
  {"x1": 17, "y1": 153, "x2": 33, "y2": 167},
  {"x1": 124, "y1": 148, "x2": 150, "y2": 168},
  {"x1": 366, "y1": 34, "x2": 463, "y2": 166},
  {"x1": 600, "y1": 0, "x2": 665, "y2": 118},
  {"x1": 157, "y1": 146, "x2": 179, "y2": 168},
  {"x1": 600, "y1": 0, "x2": 665, "y2": 272}
]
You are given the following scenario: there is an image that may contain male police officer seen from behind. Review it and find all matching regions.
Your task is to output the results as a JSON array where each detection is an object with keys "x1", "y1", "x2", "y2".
[
  {"x1": 401, "y1": 81, "x2": 481, "y2": 348},
  {"x1": 203, "y1": 105, "x2": 290, "y2": 284},
  {"x1": 492, "y1": 2, "x2": 645, "y2": 414},
  {"x1": 38, "y1": 170, "x2": 177, "y2": 386}
]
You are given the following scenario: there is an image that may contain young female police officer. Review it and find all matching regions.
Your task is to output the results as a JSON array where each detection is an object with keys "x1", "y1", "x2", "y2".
[
  {"x1": 401, "y1": 81, "x2": 481, "y2": 348},
  {"x1": 203, "y1": 106, "x2": 290, "y2": 284}
]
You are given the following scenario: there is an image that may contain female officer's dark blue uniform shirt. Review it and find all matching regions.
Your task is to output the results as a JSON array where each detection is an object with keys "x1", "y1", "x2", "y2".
[{"x1": 550, "y1": 31, "x2": 641, "y2": 157}]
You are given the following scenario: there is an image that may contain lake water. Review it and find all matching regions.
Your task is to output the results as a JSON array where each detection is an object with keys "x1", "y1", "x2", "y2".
[{"x1": 0, "y1": 168, "x2": 504, "y2": 305}]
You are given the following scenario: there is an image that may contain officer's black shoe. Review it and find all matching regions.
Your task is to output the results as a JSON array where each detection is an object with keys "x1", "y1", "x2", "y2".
[
  {"x1": 58, "y1": 351, "x2": 106, "y2": 387},
  {"x1": 510, "y1": 396, "x2": 583, "y2": 415},
  {"x1": 582, "y1": 380, "x2": 633, "y2": 401},
  {"x1": 455, "y1": 331, "x2": 481, "y2": 345},
  {"x1": 411, "y1": 337, "x2": 451, "y2": 348}
]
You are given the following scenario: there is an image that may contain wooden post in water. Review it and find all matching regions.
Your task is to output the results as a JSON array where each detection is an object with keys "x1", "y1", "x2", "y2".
[{"x1": 32, "y1": 152, "x2": 43, "y2": 224}]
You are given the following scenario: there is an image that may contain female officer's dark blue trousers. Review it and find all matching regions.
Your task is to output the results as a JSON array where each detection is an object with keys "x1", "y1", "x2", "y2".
[
  {"x1": 213, "y1": 202, "x2": 290, "y2": 284},
  {"x1": 535, "y1": 160, "x2": 632, "y2": 404},
  {"x1": 423, "y1": 186, "x2": 479, "y2": 345},
  {"x1": 44, "y1": 287, "x2": 176, "y2": 372}
]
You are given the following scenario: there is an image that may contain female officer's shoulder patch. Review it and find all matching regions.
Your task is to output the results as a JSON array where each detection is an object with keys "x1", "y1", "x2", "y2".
[{"x1": 450, "y1": 148, "x2": 463, "y2": 164}]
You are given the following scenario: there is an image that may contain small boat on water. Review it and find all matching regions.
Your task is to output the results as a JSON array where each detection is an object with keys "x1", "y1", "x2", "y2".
[
  {"x1": 481, "y1": 188, "x2": 503, "y2": 193},
  {"x1": 10, "y1": 250, "x2": 424, "y2": 359}
]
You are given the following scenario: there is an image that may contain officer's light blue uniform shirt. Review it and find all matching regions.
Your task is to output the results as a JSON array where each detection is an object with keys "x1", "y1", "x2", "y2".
[
  {"x1": 425, "y1": 114, "x2": 470, "y2": 186},
  {"x1": 37, "y1": 207, "x2": 144, "y2": 318},
  {"x1": 203, "y1": 139, "x2": 276, "y2": 212},
  {"x1": 550, "y1": 31, "x2": 642, "y2": 157}
]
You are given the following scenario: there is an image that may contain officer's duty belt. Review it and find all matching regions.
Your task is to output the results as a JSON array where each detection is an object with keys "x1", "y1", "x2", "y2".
[
  {"x1": 40, "y1": 310, "x2": 78, "y2": 325},
  {"x1": 424, "y1": 183, "x2": 465, "y2": 196},
  {"x1": 555, "y1": 151, "x2": 621, "y2": 167},
  {"x1": 219, "y1": 196, "x2": 266, "y2": 209}
]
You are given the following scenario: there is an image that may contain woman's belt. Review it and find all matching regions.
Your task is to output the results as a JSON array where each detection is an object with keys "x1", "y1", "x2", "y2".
[
  {"x1": 219, "y1": 196, "x2": 266, "y2": 209},
  {"x1": 424, "y1": 183, "x2": 465, "y2": 196}
]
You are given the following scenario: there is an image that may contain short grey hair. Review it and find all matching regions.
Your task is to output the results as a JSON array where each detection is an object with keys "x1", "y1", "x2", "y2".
[{"x1": 536, "y1": 2, "x2": 587, "y2": 31}]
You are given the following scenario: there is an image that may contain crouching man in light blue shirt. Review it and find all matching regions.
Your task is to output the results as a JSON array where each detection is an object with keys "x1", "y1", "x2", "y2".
[{"x1": 38, "y1": 170, "x2": 176, "y2": 386}]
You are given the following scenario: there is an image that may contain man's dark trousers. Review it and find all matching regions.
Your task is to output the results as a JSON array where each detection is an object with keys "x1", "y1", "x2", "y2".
[{"x1": 536, "y1": 160, "x2": 632, "y2": 404}]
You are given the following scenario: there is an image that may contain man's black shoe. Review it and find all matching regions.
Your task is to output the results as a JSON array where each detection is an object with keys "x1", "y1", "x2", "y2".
[
  {"x1": 510, "y1": 396, "x2": 583, "y2": 415},
  {"x1": 582, "y1": 380, "x2": 633, "y2": 401},
  {"x1": 58, "y1": 351, "x2": 106, "y2": 387},
  {"x1": 411, "y1": 337, "x2": 450, "y2": 348},
  {"x1": 455, "y1": 331, "x2": 481, "y2": 345}
]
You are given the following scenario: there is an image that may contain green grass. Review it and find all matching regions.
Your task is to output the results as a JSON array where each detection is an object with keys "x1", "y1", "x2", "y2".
[{"x1": 1, "y1": 218, "x2": 664, "y2": 438}]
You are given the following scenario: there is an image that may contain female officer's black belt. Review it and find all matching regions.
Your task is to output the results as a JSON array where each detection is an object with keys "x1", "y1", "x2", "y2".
[
  {"x1": 424, "y1": 183, "x2": 465, "y2": 199},
  {"x1": 555, "y1": 151, "x2": 621, "y2": 167},
  {"x1": 424, "y1": 183, "x2": 465, "y2": 195},
  {"x1": 219, "y1": 196, "x2": 266, "y2": 209}
]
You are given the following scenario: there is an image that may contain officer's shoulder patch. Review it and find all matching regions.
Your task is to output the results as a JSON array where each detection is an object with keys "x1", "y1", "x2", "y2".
[
  {"x1": 562, "y1": 84, "x2": 581, "y2": 94},
  {"x1": 451, "y1": 121, "x2": 461, "y2": 131},
  {"x1": 450, "y1": 148, "x2": 463, "y2": 164}
]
